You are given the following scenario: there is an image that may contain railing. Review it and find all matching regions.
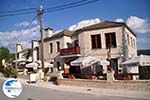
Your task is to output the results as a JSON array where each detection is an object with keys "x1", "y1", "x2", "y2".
[{"x1": 60, "y1": 47, "x2": 80, "y2": 56}]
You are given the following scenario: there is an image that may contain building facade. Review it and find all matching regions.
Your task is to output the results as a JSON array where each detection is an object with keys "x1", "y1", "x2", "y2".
[
  {"x1": 43, "y1": 21, "x2": 138, "y2": 76},
  {"x1": 16, "y1": 40, "x2": 40, "y2": 68}
]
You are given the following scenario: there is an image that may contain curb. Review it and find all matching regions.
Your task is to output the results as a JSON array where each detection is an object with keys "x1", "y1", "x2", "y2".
[{"x1": 0, "y1": 76, "x2": 150, "y2": 100}]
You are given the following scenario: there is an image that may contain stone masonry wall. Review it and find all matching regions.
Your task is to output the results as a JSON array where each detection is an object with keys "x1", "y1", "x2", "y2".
[{"x1": 59, "y1": 79, "x2": 150, "y2": 91}]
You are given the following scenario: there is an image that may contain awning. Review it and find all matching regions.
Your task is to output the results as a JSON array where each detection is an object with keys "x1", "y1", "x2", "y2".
[
  {"x1": 121, "y1": 55, "x2": 150, "y2": 66},
  {"x1": 26, "y1": 60, "x2": 53, "y2": 69},
  {"x1": 36, "y1": 60, "x2": 53, "y2": 68},
  {"x1": 13, "y1": 59, "x2": 26, "y2": 62},
  {"x1": 70, "y1": 56, "x2": 109, "y2": 67},
  {"x1": 26, "y1": 62, "x2": 39, "y2": 68}
]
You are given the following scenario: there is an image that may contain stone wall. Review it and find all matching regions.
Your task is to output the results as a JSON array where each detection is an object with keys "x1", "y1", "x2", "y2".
[{"x1": 58, "y1": 79, "x2": 150, "y2": 91}]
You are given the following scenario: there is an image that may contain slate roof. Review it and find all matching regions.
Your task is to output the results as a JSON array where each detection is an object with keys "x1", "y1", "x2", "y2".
[
  {"x1": 75, "y1": 21, "x2": 136, "y2": 36},
  {"x1": 44, "y1": 21, "x2": 136, "y2": 42},
  {"x1": 44, "y1": 29, "x2": 74, "y2": 41}
]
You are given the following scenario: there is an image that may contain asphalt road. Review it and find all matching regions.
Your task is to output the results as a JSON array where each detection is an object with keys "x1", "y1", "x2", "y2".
[{"x1": 0, "y1": 78, "x2": 147, "y2": 100}]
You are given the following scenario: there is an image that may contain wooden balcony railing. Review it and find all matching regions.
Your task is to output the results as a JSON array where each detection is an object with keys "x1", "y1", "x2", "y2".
[{"x1": 60, "y1": 47, "x2": 80, "y2": 56}]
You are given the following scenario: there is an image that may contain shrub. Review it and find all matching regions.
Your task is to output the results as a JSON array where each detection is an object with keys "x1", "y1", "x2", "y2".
[
  {"x1": 0, "y1": 65, "x2": 4, "y2": 72},
  {"x1": 2, "y1": 66, "x2": 18, "y2": 78},
  {"x1": 3, "y1": 67, "x2": 11, "y2": 77},
  {"x1": 11, "y1": 67, "x2": 18, "y2": 78}
]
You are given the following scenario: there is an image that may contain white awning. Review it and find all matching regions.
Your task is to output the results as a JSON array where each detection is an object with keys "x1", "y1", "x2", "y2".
[
  {"x1": 36, "y1": 60, "x2": 53, "y2": 68},
  {"x1": 13, "y1": 59, "x2": 26, "y2": 62},
  {"x1": 26, "y1": 62, "x2": 39, "y2": 68},
  {"x1": 26, "y1": 60, "x2": 53, "y2": 69},
  {"x1": 70, "y1": 56, "x2": 109, "y2": 67},
  {"x1": 121, "y1": 55, "x2": 150, "y2": 66}
]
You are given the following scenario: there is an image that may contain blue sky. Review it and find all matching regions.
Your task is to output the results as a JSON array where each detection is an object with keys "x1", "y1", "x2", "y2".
[{"x1": 0, "y1": 0, "x2": 150, "y2": 52}]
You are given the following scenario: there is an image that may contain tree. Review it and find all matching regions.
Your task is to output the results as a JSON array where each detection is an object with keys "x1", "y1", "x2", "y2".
[
  {"x1": 9, "y1": 53, "x2": 15, "y2": 60},
  {"x1": 0, "y1": 47, "x2": 10, "y2": 61}
]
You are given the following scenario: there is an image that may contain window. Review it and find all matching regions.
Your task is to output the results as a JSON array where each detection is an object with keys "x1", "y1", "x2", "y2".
[
  {"x1": 130, "y1": 37, "x2": 133, "y2": 47},
  {"x1": 56, "y1": 42, "x2": 60, "y2": 52},
  {"x1": 110, "y1": 59, "x2": 118, "y2": 74},
  {"x1": 132, "y1": 39, "x2": 135, "y2": 48},
  {"x1": 74, "y1": 40, "x2": 79, "y2": 47},
  {"x1": 91, "y1": 34, "x2": 102, "y2": 49},
  {"x1": 67, "y1": 42, "x2": 72, "y2": 48},
  {"x1": 49, "y1": 43, "x2": 53, "y2": 53},
  {"x1": 133, "y1": 39, "x2": 136, "y2": 48},
  {"x1": 17, "y1": 53, "x2": 19, "y2": 59},
  {"x1": 57, "y1": 62, "x2": 61, "y2": 70},
  {"x1": 36, "y1": 47, "x2": 39, "y2": 60},
  {"x1": 127, "y1": 34, "x2": 129, "y2": 45},
  {"x1": 105, "y1": 32, "x2": 117, "y2": 48}
]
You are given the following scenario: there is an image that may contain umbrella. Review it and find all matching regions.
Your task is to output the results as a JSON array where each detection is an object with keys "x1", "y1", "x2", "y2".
[
  {"x1": 121, "y1": 55, "x2": 150, "y2": 66},
  {"x1": 26, "y1": 62, "x2": 39, "y2": 69},
  {"x1": 71, "y1": 56, "x2": 109, "y2": 67},
  {"x1": 35, "y1": 60, "x2": 53, "y2": 68},
  {"x1": 26, "y1": 60, "x2": 53, "y2": 69},
  {"x1": 13, "y1": 59, "x2": 26, "y2": 62}
]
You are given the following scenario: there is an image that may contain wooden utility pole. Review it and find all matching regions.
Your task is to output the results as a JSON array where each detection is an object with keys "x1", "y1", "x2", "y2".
[
  {"x1": 37, "y1": 6, "x2": 45, "y2": 73},
  {"x1": 13, "y1": 36, "x2": 17, "y2": 69}
]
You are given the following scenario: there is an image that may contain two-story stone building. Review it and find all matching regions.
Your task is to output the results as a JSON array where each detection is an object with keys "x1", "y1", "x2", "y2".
[{"x1": 43, "y1": 21, "x2": 137, "y2": 78}]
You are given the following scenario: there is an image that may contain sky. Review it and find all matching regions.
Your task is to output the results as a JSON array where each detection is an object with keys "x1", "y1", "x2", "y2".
[{"x1": 0, "y1": 0, "x2": 150, "y2": 52}]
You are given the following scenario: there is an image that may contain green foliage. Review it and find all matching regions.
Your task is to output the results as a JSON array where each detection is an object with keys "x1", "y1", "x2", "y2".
[
  {"x1": 0, "y1": 65, "x2": 4, "y2": 72},
  {"x1": 139, "y1": 66, "x2": 150, "y2": 79},
  {"x1": 137, "y1": 49, "x2": 150, "y2": 56},
  {"x1": 11, "y1": 67, "x2": 18, "y2": 78},
  {"x1": 2, "y1": 66, "x2": 18, "y2": 78},
  {"x1": 0, "y1": 47, "x2": 10, "y2": 61},
  {"x1": 9, "y1": 53, "x2": 15, "y2": 60},
  {"x1": 3, "y1": 67, "x2": 12, "y2": 77}
]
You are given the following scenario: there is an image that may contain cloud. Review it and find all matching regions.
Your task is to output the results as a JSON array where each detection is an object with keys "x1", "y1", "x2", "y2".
[
  {"x1": 114, "y1": 16, "x2": 150, "y2": 34},
  {"x1": 114, "y1": 16, "x2": 150, "y2": 49},
  {"x1": 32, "y1": 20, "x2": 38, "y2": 25},
  {"x1": 126, "y1": 16, "x2": 150, "y2": 33},
  {"x1": 0, "y1": 25, "x2": 40, "y2": 52},
  {"x1": 19, "y1": 41, "x2": 31, "y2": 48},
  {"x1": 68, "y1": 18, "x2": 101, "y2": 31},
  {"x1": 115, "y1": 18, "x2": 124, "y2": 22},
  {"x1": 15, "y1": 20, "x2": 38, "y2": 27},
  {"x1": 15, "y1": 21, "x2": 29, "y2": 27}
]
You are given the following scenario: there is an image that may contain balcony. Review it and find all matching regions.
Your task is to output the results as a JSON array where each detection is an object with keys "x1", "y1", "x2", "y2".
[{"x1": 60, "y1": 47, "x2": 80, "y2": 57}]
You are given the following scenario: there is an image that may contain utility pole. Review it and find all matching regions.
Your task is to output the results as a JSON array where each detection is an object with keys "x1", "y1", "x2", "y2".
[
  {"x1": 37, "y1": 6, "x2": 45, "y2": 73},
  {"x1": 13, "y1": 36, "x2": 17, "y2": 69}
]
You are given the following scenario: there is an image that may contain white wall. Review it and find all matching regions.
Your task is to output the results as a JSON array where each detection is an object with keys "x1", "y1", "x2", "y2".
[
  {"x1": 16, "y1": 44, "x2": 23, "y2": 60},
  {"x1": 32, "y1": 41, "x2": 40, "y2": 62},
  {"x1": 125, "y1": 27, "x2": 137, "y2": 58},
  {"x1": 43, "y1": 36, "x2": 72, "y2": 61},
  {"x1": 44, "y1": 28, "x2": 54, "y2": 39},
  {"x1": 78, "y1": 27, "x2": 123, "y2": 60}
]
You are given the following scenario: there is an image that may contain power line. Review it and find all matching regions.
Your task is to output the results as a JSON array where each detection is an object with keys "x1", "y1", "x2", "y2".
[
  {"x1": 0, "y1": 0, "x2": 99, "y2": 17},
  {"x1": 45, "y1": 0, "x2": 91, "y2": 11},
  {"x1": 45, "y1": 0, "x2": 99, "y2": 13},
  {"x1": 17, "y1": 15, "x2": 38, "y2": 41},
  {"x1": 0, "y1": 11, "x2": 35, "y2": 17},
  {"x1": 0, "y1": 8, "x2": 36, "y2": 14}
]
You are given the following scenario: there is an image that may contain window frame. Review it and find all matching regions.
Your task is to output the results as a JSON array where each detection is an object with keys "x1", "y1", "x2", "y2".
[
  {"x1": 91, "y1": 34, "x2": 102, "y2": 49},
  {"x1": 105, "y1": 32, "x2": 117, "y2": 48},
  {"x1": 49, "y1": 43, "x2": 53, "y2": 53},
  {"x1": 56, "y1": 41, "x2": 60, "y2": 52}
]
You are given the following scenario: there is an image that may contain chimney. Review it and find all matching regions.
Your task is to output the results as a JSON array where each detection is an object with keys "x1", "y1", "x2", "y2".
[
  {"x1": 44, "y1": 28, "x2": 53, "y2": 39},
  {"x1": 16, "y1": 44, "x2": 23, "y2": 53}
]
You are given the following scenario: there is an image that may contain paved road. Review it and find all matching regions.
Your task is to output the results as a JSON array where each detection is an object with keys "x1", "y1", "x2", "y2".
[{"x1": 0, "y1": 78, "x2": 147, "y2": 100}]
